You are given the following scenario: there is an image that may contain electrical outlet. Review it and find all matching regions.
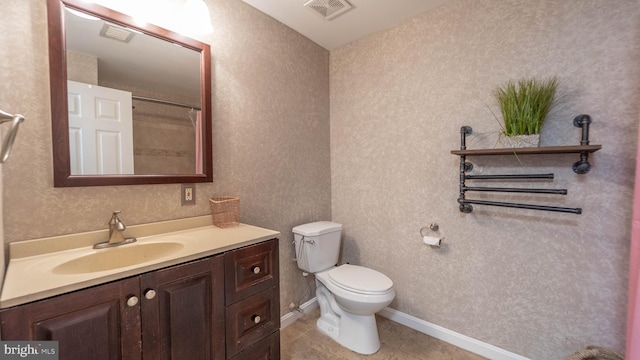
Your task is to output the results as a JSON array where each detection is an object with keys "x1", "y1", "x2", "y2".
[{"x1": 181, "y1": 184, "x2": 196, "y2": 205}]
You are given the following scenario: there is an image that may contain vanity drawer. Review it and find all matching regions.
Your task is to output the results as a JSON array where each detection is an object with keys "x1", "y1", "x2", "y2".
[
  {"x1": 225, "y1": 286, "x2": 279, "y2": 357},
  {"x1": 224, "y1": 239, "x2": 279, "y2": 304},
  {"x1": 229, "y1": 330, "x2": 280, "y2": 360}
]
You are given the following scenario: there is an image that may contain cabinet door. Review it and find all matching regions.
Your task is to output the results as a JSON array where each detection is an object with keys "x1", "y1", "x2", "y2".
[
  {"x1": 140, "y1": 255, "x2": 225, "y2": 360},
  {"x1": 229, "y1": 331, "x2": 279, "y2": 360},
  {"x1": 225, "y1": 239, "x2": 279, "y2": 304},
  {"x1": 226, "y1": 287, "x2": 279, "y2": 358},
  {"x1": 0, "y1": 277, "x2": 141, "y2": 360}
]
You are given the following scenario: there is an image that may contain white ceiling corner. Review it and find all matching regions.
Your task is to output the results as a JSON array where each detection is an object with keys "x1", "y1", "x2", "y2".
[{"x1": 241, "y1": 0, "x2": 450, "y2": 50}]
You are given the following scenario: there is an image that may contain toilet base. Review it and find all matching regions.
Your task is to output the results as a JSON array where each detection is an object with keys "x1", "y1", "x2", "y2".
[
  {"x1": 317, "y1": 312, "x2": 381, "y2": 355},
  {"x1": 315, "y1": 284, "x2": 381, "y2": 355}
]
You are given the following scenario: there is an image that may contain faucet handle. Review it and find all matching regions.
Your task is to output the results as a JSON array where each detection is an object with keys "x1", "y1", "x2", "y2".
[{"x1": 111, "y1": 211, "x2": 123, "y2": 220}]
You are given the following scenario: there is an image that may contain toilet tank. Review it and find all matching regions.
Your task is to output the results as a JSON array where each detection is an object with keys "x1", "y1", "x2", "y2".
[{"x1": 292, "y1": 221, "x2": 342, "y2": 273}]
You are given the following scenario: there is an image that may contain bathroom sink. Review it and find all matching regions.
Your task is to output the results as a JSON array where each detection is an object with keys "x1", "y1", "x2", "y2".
[{"x1": 52, "y1": 242, "x2": 184, "y2": 275}]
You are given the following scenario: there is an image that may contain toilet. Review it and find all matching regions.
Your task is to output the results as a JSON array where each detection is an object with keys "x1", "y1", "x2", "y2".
[{"x1": 292, "y1": 221, "x2": 395, "y2": 355}]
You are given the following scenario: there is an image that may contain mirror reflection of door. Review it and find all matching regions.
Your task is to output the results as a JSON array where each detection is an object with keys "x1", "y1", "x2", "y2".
[
  {"x1": 67, "y1": 80, "x2": 134, "y2": 175},
  {"x1": 64, "y1": 7, "x2": 202, "y2": 176}
]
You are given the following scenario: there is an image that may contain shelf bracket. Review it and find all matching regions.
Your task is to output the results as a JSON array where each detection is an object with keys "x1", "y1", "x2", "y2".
[
  {"x1": 458, "y1": 126, "x2": 473, "y2": 213},
  {"x1": 572, "y1": 114, "x2": 592, "y2": 174}
]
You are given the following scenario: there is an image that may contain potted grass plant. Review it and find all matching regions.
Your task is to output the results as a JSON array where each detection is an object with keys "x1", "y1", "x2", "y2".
[{"x1": 493, "y1": 76, "x2": 558, "y2": 148}]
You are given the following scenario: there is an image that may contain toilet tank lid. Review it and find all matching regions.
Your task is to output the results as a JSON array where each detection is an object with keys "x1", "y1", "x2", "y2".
[{"x1": 292, "y1": 221, "x2": 342, "y2": 236}]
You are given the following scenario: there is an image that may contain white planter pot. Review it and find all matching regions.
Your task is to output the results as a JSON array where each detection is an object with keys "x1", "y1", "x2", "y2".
[{"x1": 498, "y1": 134, "x2": 540, "y2": 148}]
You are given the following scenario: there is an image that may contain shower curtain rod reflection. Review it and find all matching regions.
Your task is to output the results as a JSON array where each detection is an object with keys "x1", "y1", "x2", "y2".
[{"x1": 132, "y1": 95, "x2": 201, "y2": 110}]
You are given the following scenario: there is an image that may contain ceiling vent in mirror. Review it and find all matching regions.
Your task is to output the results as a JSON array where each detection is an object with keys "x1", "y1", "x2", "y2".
[
  {"x1": 99, "y1": 23, "x2": 135, "y2": 43},
  {"x1": 304, "y1": 0, "x2": 353, "y2": 20}
]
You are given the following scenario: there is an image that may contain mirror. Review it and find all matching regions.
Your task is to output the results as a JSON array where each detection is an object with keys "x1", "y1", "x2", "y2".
[{"x1": 47, "y1": 0, "x2": 212, "y2": 186}]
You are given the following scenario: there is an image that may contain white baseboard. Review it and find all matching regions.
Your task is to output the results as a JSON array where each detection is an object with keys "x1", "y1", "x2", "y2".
[
  {"x1": 378, "y1": 307, "x2": 530, "y2": 360},
  {"x1": 280, "y1": 297, "x2": 319, "y2": 329},
  {"x1": 281, "y1": 298, "x2": 529, "y2": 360}
]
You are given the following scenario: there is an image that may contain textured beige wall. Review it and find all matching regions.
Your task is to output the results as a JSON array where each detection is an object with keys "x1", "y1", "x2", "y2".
[
  {"x1": 4, "y1": 0, "x2": 638, "y2": 358},
  {"x1": 66, "y1": 51, "x2": 98, "y2": 85},
  {"x1": 331, "y1": 0, "x2": 639, "y2": 358},
  {"x1": 0, "y1": 0, "x2": 330, "y2": 317}
]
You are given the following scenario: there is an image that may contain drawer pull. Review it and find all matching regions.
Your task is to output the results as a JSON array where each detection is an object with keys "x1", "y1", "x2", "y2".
[
  {"x1": 144, "y1": 289, "x2": 157, "y2": 300},
  {"x1": 126, "y1": 296, "x2": 139, "y2": 307},
  {"x1": 252, "y1": 266, "x2": 261, "y2": 274},
  {"x1": 252, "y1": 315, "x2": 261, "y2": 324}
]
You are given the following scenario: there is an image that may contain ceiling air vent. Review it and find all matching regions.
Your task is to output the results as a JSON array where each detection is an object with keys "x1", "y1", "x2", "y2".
[
  {"x1": 304, "y1": 0, "x2": 353, "y2": 20},
  {"x1": 99, "y1": 23, "x2": 135, "y2": 43}
]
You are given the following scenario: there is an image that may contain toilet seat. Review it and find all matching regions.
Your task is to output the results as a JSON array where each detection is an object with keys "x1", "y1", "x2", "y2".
[{"x1": 327, "y1": 264, "x2": 393, "y2": 295}]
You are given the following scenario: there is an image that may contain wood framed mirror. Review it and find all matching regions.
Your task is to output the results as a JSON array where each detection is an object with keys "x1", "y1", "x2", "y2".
[{"x1": 47, "y1": 0, "x2": 212, "y2": 187}]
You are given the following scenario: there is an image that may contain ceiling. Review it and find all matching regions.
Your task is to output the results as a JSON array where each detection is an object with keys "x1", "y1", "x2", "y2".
[
  {"x1": 241, "y1": 0, "x2": 451, "y2": 50},
  {"x1": 63, "y1": 0, "x2": 451, "y2": 98}
]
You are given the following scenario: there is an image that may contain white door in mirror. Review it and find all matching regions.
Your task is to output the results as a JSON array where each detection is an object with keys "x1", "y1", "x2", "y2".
[{"x1": 67, "y1": 80, "x2": 134, "y2": 175}]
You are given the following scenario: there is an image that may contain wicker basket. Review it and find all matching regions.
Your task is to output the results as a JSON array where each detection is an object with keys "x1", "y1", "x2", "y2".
[
  {"x1": 566, "y1": 346, "x2": 624, "y2": 360},
  {"x1": 209, "y1": 196, "x2": 240, "y2": 228}
]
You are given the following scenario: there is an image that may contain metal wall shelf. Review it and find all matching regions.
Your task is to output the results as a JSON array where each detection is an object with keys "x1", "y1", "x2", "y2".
[
  {"x1": 453, "y1": 114, "x2": 601, "y2": 215},
  {"x1": 451, "y1": 144, "x2": 601, "y2": 156}
]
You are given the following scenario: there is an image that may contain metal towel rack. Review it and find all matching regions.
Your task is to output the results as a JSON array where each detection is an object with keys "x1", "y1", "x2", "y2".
[
  {"x1": 453, "y1": 115, "x2": 602, "y2": 215},
  {"x1": 0, "y1": 109, "x2": 24, "y2": 163}
]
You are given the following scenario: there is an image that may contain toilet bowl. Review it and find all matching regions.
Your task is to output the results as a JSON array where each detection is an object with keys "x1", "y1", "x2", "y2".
[
  {"x1": 314, "y1": 264, "x2": 395, "y2": 354},
  {"x1": 292, "y1": 222, "x2": 395, "y2": 355},
  {"x1": 316, "y1": 264, "x2": 395, "y2": 315}
]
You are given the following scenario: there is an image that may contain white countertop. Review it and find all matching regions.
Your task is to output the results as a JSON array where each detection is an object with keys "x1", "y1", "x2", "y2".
[{"x1": 0, "y1": 216, "x2": 280, "y2": 308}]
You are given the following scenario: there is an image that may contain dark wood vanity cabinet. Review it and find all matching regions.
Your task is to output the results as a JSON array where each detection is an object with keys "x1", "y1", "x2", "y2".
[
  {"x1": 0, "y1": 238, "x2": 280, "y2": 360},
  {"x1": 224, "y1": 239, "x2": 280, "y2": 359},
  {"x1": 0, "y1": 277, "x2": 142, "y2": 360},
  {"x1": 140, "y1": 256, "x2": 226, "y2": 360}
]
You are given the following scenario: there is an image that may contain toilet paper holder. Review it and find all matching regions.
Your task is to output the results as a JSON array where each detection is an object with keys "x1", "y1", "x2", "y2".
[
  {"x1": 420, "y1": 223, "x2": 440, "y2": 236},
  {"x1": 420, "y1": 223, "x2": 444, "y2": 247}
]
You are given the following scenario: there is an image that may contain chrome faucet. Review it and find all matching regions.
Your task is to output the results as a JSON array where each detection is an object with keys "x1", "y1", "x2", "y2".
[
  {"x1": 108, "y1": 211, "x2": 126, "y2": 244},
  {"x1": 94, "y1": 211, "x2": 137, "y2": 249}
]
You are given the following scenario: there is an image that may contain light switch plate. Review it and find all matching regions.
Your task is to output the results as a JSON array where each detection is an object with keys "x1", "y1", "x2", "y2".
[{"x1": 181, "y1": 184, "x2": 196, "y2": 206}]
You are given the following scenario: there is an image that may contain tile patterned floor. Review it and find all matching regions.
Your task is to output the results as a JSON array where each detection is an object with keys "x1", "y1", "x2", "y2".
[{"x1": 281, "y1": 308, "x2": 488, "y2": 360}]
